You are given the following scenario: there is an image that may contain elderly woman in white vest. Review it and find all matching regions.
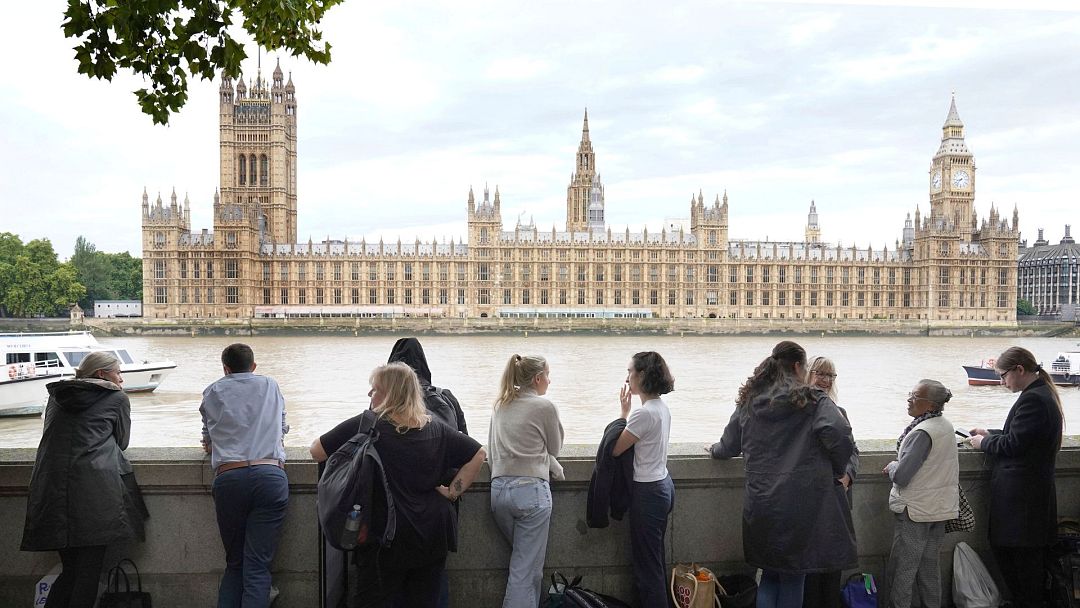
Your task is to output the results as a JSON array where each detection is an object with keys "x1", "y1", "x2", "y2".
[{"x1": 882, "y1": 379, "x2": 959, "y2": 608}]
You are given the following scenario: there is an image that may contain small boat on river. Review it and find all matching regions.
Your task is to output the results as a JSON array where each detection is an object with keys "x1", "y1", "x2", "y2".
[
  {"x1": 962, "y1": 360, "x2": 1002, "y2": 386},
  {"x1": 0, "y1": 362, "x2": 65, "y2": 416},
  {"x1": 1049, "y1": 351, "x2": 1080, "y2": 387},
  {"x1": 0, "y1": 331, "x2": 176, "y2": 393}
]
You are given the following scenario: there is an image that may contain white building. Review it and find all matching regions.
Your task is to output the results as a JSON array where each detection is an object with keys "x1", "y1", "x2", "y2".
[{"x1": 94, "y1": 300, "x2": 143, "y2": 318}]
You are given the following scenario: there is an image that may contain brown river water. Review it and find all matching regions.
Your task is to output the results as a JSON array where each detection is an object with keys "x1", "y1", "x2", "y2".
[{"x1": 2, "y1": 335, "x2": 1078, "y2": 449}]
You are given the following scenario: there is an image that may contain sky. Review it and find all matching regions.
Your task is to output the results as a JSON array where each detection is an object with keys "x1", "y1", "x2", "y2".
[{"x1": 1, "y1": 0, "x2": 1078, "y2": 260}]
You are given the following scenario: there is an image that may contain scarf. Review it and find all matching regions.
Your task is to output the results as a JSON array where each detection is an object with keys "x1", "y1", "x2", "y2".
[{"x1": 896, "y1": 410, "x2": 942, "y2": 452}]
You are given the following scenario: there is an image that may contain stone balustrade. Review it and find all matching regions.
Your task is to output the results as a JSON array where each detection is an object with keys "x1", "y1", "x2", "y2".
[{"x1": 1, "y1": 440, "x2": 1077, "y2": 607}]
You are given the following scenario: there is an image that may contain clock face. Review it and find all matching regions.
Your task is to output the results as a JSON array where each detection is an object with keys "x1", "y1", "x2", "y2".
[
  {"x1": 952, "y1": 170, "x2": 970, "y2": 189},
  {"x1": 932, "y1": 171, "x2": 942, "y2": 190}
]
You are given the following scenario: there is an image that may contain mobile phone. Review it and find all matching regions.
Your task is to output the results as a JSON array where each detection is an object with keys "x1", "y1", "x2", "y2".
[{"x1": 955, "y1": 429, "x2": 970, "y2": 439}]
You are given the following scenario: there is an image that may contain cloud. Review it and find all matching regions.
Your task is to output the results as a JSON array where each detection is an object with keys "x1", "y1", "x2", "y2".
[{"x1": 485, "y1": 56, "x2": 552, "y2": 81}]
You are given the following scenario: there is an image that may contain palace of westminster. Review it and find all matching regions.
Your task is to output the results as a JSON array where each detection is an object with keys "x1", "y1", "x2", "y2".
[{"x1": 141, "y1": 63, "x2": 1019, "y2": 323}]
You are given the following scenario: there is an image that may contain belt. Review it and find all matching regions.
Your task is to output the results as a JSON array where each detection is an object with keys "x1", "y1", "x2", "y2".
[{"x1": 215, "y1": 459, "x2": 283, "y2": 477}]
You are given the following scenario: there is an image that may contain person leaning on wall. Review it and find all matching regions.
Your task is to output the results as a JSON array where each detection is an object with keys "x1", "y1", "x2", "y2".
[
  {"x1": 969, "y1": 346, "x2": 1065, "y2": 608},
  {"x1": 882, "y1": 379, "x2": 958, "y2": 608},
  {"x1": 802, "y1": 356, "x2": 859, "y2": 608},
  {"x1": 21, "y1": 351, "x2": 147, "y2": 608},
  {"x1": 707, "y1": 340, "x2": 857, "y2": 608},
  {"x1": 611, "y1": 351, "x2": 675, "y2": 608},
  {"x1": 488, "y1": 354, "x2": 565, "y2": 608}
]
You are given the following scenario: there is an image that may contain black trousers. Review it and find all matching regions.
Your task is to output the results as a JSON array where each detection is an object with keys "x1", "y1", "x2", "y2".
[
  {"x1": 354, "y1": 526, "x2": 447, "y2": 608},
  {"x1": 993, "y1": 545, "x2": 1049, "y2": 608},
  {"x1": 803, "y1": 571, "x2": 841, "y2": 608},
  {"x1": 46, "y1": 545, "x2": 108, "y2": 608}
]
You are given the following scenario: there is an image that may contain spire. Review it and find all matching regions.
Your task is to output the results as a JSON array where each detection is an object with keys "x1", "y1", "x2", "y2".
[
  {"x1": 943, "y1": 93, "x2": 963, "y2": 128},
  {"x1": 494, "y1": 185, "x2": 501, "y2": 208},
  {"x1": 581, "y1": 108, "x2": 590, "y2": 142},
  {"x1": 141, "y1": 187, "x2": 148, "y2": 207}
]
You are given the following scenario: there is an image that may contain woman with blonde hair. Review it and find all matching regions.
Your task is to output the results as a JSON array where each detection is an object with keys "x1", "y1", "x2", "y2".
[
  {"x1": 488, "y1": 354, "x2": 564, "y2": 608},
  {"x1": 311, "y1": 362, "x2": 486, "y2": 607},
  {"x1": 22, "y1": 352, "x2": 146, "y2": 608},
  {"x1": 969, "y1": 346, "x2": 1064, "y2": 607},
  {"x1": 802, "y1": 356, "x2": 859, "y2": 608}
]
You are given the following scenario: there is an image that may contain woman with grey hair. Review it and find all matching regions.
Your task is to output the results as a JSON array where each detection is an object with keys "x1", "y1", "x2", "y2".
[
  {"x1": 882, "y1": 379, "x2": 959, "y2": 608},
  {"x1": 21, "y1": 352, "x2": 145, "y2": 608}
]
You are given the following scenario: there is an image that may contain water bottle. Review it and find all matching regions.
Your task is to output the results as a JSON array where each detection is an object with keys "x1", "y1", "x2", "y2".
[{"x1": 340, "y1": 505, "x2": 362, "y2": 550}]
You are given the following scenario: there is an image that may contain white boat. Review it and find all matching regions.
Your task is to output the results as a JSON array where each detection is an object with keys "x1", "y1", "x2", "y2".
[
  {"x1": 0, "y1": 331, "x2": 176, "y2": 393},
  {"x1": 1049, "y1": 351, "x2": 1080, "y2": 387},
  {"x1": 0, "y1": 362, "x2": 64, "y2": 416}
]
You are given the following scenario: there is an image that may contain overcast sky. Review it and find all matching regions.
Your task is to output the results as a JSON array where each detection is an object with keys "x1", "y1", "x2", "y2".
[{"x1": 2, "y1": 0, "x2": 1078, "y2": 260}]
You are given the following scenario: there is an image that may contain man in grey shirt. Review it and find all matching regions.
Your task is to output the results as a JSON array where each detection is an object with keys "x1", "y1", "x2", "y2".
[{"x1": 200, "y1": 343, "x2": 289, "y2": 608}]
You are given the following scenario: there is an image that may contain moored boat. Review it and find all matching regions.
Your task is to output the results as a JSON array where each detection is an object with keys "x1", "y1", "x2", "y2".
[
  {"x1": 0, "y1": 362, "x2": 65, "y2": 417},
  {"x1": 1049, "y1": 351, "x2": 1080, "y2": 387},
  {"x1": 963, "y1": 360, "x2": 1001, "y2": 386},
  {"x1": 0, "y1": 331, "x2": 176, "y2": 393}
]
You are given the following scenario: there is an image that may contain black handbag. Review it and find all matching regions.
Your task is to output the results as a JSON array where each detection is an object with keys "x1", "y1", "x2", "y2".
[
  {"x1": 99, "y1": 558, "x2": 152, "y2": 608},
  {"x1": 716, "y1": 574, "x2": 757, "y2": 608}
]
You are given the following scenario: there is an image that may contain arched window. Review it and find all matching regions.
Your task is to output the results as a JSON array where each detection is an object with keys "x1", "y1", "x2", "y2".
[
  {"x1": 260, "y1": 154, "x2": 269, "y2": 186},
  {"x1": 249, "y1": 155, "x2": 257, "y2": 187},
  {"x1": 238, "y1": 155, "x2": 246, "y2": 185}
]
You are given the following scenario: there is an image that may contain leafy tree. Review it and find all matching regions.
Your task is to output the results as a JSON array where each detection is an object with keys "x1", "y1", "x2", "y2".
[
  {"x1": 1017, "y1": 298, "x2": 1037, "y2": 316},
  {"x1": 0, "y1": 235, "x2": 86, "y2": 317},
  {"x1": 70, "y1": 236, "x2": 144, "y2": 309},
  {"x1": 63, "y1": 0, "x2": 344, "y2": 124}
]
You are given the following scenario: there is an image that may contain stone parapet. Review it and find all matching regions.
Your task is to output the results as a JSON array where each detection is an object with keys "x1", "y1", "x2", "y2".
[{"x1": 1, "y1": 442, "x2": 1077, "y2": 606}]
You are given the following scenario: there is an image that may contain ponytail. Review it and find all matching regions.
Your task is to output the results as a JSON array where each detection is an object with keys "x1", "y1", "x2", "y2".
[
  {"x1": 737, "y1": 340, "x2": 810, "y2": 409},
  {"x1": 495, "y1": 354, "x2": 547, "y2": 408}
]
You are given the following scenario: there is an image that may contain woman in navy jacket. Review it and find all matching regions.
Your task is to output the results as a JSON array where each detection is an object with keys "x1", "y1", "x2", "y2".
[{"x1": 969, "y1": 346, "x2": 1064, "y2": 608}]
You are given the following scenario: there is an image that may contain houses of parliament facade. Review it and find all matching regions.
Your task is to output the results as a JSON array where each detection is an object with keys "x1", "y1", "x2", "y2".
[{"x1": 141, "y1": 64, "x2": 1018, "y2": 323}]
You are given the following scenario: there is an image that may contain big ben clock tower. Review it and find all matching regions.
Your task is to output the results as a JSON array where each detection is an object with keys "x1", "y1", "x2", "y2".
[{"x1": 928, "y1": 95, "x2": 975, "y2": 236}]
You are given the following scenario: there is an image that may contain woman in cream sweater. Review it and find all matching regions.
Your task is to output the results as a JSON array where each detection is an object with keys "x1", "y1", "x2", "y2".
[{"x1": 488, "y1": 354, "x2": 565, "y2": 608}]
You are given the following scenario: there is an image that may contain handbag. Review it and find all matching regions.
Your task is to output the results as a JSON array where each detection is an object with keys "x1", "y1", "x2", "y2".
[
  {"x1": 671, "y1": 563, "x2": 720, "y2": 608},
  {"x1": 548, "y1": 572, "x2": 632, "y2": 608},
  {"x1": 99, "y1": 559, "x2": 152, "y2": 608},
  {"x1": 945, "y1": 484, "x2": 976, "y2": 533},
  {"x1": 715, "y1": 574, "x2": 756, "y2": 608},
  {"x1": 841, "y1": 573, "x2": 877, "y2": 608}
]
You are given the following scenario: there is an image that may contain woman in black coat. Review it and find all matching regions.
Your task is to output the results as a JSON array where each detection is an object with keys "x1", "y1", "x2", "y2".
[
  {"x1": 970, "y1": 346, "x2": 1064, "y2": 608},
  {"x1": 708, "y1": 341, "x2": 857, "y2": 608},
  {"x1": 21, "y1": 352, "x2": 143, "y2": 608}
]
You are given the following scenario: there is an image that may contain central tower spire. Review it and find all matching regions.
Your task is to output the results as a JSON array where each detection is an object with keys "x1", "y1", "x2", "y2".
[{"x1": 567, "y1": 109, "x2": 603, "y2": 232}]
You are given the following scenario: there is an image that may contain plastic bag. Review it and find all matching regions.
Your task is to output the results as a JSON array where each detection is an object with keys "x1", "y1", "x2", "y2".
[
  {"x1": 952, "y1": 541, "x2": 1001, "y2": 608},
  {"x1": 34, "y1": 563, "x2": 62, "y2": 606}
]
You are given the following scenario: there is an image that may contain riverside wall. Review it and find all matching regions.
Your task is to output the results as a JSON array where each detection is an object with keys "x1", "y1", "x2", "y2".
[{"x1": 1, "y1": 441, "x2": 1078, "y2": 607}]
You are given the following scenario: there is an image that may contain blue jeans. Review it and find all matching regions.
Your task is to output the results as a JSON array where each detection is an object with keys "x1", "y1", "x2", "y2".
[
  {"x1": 757, "y1": 570, "x2": 805, "y2": 608},
  {"x1": 212, "y1": 465, "x2": 289, "y2": 608},
  {"x1": 490, "y1": 476, "x2": 553, "y2": 608},
  {"x1": 630, "y1": 475, "x2": 675, "y2": 608}
]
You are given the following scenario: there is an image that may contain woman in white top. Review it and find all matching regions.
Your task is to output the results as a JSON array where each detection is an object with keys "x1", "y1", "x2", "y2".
[
  {"x1": 612, "y1": 351, "x2": 674, "y2": 608},
  {"x1": 488, "y1": 354, "x2": 565, "y2": 608}
]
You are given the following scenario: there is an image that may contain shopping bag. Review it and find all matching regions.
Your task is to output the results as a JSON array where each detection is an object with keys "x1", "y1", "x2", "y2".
[
  {"x1": 952, "y1": 541, "x2": 1000, "y2": 608},
  {"x1": 841, "y1": 573, "x2": 877, "y2": 608},
  {"x1": 33, "y1": 563, "x2": 62, "y2": 606},
  {"x1": 715, "y1": 574, "x2": 757, "y2": 608},
  {"x1": 671, "y1": 563, "x2": 720, "y2": 608},
  {"x1": 99, "y1": 559, "x2": 152, "y2": 608}
]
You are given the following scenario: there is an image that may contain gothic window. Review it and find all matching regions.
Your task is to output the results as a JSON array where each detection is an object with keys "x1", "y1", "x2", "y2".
[
  {"x1": 599, "y1": 290, "x2": 607, "y2": 305},
  {"x1": 522, "y1": 290, "x2": 530, "y2": 305},
  {"x1": 155, "y1": 260, "x2": 166, "y2": 279},
  {"x1": 279, "y1": 264, "x2": 288, "y2": 282},
  {"x1": 614, "y1": 290, "x2": 622, "y2": 305},
  {"x1": 559, "y1": 289, "x2": 567, "y2": 305},
  {"x1": 263, "y1": 288, "x2": 271, "y2": 305},
  {"x1": 423, "y1": 288, "x2": 432, "y2": 305},
  {"x1": 225, "y1": 260, "x2": 239, "y2": 279},
  {"x1": 299, "y1": 289, "x2": 307, "y2": 304},
  {"x1": 649, "y1": 290, "x2": 657, "y2": 306},
  {"x1": 281, "y1": 289, "x2": 288, "y2": 305},
  {"x1": 238, "y1": 155, "x2": 247, "y2": 185},
  {"x1": 317, "y1": 288, "x2": 325, "y2": 304},
  {"x1": 351, "y1": 288, "x2": 360, "y2": 304},
  {"x1": 333, "y1": 262, "x2": 343, "y2": 281},
  {"x1": 249, "y1": 155, "x2": 257, "y2": 186},
  {"x1": 260, "y1": 155, "x2": 269, "y2": 186},
  {"x1": 334, "y1": 288, "x2": 342, "y2": 304},
  {"x1": 369, "y1": 288, "x2": 378, "y2": 304},
  {"x1": 226, "y1": 287, "x2": 238, "y2": 304},
  {"x1": 155, "y1": 287, "x2": 167, "y2": 303},
  {"x1": 262, "y1": 263, "x2": 271, "y2": 281},
  {"x1": 206, "y1": 262, "x2": 213, "y2": 279}
]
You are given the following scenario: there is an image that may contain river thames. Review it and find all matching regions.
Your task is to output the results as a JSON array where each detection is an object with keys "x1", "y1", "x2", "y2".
[{"x1": 2, "y1": 335, "x2": 1078, "y2": 448}]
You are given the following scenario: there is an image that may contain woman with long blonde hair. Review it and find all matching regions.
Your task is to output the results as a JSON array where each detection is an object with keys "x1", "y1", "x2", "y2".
[
  {"x1": 311, "y1": 362, "x2": 486, "y2": 607},
  {"x1": 488, "y1": 354, "x2": 564, "y2": 608},
  {"x1": 802, "y1": 356, "x2": 859, "y2": 608},
  {"x1": 970, "y1": 346, "x2": 1064, "y2": 607}
]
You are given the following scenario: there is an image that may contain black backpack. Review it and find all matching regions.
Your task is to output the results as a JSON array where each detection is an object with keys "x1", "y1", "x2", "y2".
[
  {"x1": 423, "y1": 385, "x2": 467, "y2": 434},
  {"x1": 317, "y1": 410, "x2": 396, "y2": 551}
]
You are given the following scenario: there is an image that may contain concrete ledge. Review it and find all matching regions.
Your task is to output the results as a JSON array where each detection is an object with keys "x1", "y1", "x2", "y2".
[{"x1": 2, "y1": 441, "x2": 1078, "y2": 607}]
